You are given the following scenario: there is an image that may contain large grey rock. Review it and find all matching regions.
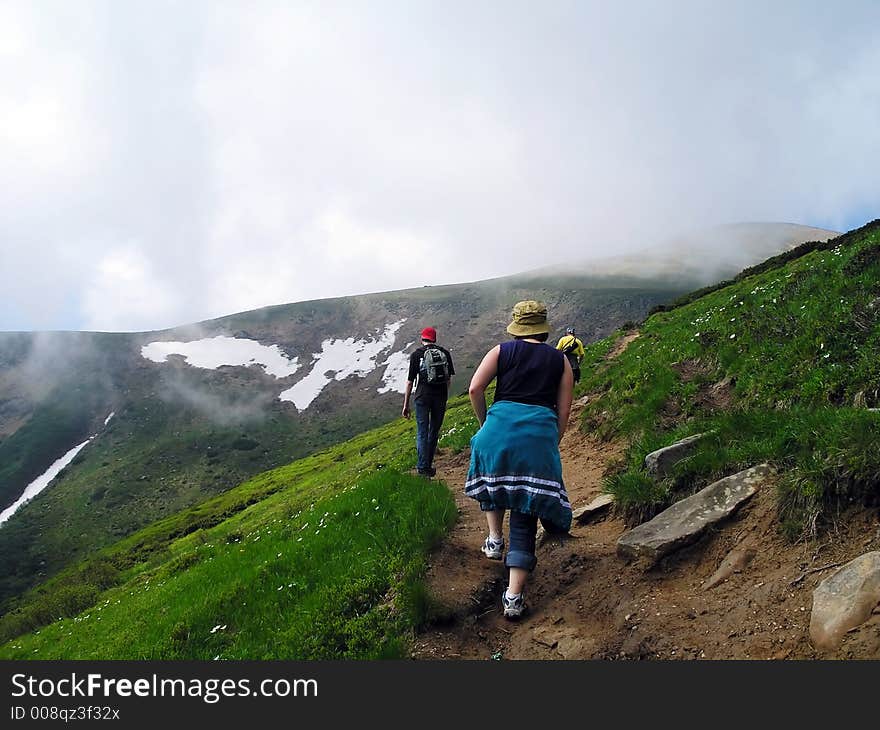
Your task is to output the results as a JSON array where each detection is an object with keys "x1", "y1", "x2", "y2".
[
  {"x1": 573, "y1": 494, "x2": 614, "y2": 524},
  {"x1": 617, "y1": 464, "x2": 771, "y2": 561},
  {"x1": 809, "y1": 551, "x2": 880, "y2": 650},
  {"x1": 644, "y1": 433, "x2": 709, "y2": 479}
]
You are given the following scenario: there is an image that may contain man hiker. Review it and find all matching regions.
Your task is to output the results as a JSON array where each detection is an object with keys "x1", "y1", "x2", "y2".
[
  {"x1": 556, "y1": 326, "x2": 585, "y2": 384},
  {"x1": 402, "y1": 326, "x2": 455, "y2": 477}
]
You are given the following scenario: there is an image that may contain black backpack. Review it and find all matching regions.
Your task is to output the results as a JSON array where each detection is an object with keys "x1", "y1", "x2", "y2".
[{"x1": 420, "y1": 346, "x2": 450, "y2": 385}]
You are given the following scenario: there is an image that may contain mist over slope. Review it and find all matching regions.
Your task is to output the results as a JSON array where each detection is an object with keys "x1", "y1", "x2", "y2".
[{"x1": 536, "y1": 222, "x2": 839, "y2": 284}]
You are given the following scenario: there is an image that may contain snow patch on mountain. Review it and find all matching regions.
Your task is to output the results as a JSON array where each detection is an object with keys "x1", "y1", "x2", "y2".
[
  {"x1": 378, "y1": 342, "x2": 415, "y2": 395},
  {"x1": 280, "y1": 320, "x2": 407, "y2": 411},
  {"x1": 0, "y1": 407, "x2": 120, "y2": 525},
  {"x1": 141, "y1": 336, "x2": 300, "y2": 378},
  {"x1": 0, "y1": 439, "x2": 92, "y2": 526}
]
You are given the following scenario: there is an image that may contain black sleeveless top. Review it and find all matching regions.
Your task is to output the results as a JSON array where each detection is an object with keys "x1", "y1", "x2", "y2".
[{"x1": 494, "y1": 340, "x2": 565, "y2": 411}]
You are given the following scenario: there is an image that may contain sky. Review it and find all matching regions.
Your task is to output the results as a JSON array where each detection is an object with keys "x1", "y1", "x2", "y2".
[{"x1": 1, "y1": 0, "x2": 879, "y2": 333}]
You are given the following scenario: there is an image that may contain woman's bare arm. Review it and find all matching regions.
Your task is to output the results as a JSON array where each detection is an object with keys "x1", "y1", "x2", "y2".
[
  {"x1": 556, "y1": 357, "x2": 575, "y2": 443},
  {"x1": 468, "y1": 345, "x2": 500, "y2": 426}
]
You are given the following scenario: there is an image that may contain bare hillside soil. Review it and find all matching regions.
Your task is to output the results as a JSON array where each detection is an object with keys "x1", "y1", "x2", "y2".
[{"x1": 412, "y1": 347, "x2": 880, "y2": 661}]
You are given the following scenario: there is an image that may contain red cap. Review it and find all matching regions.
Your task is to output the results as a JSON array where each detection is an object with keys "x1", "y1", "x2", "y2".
[{"x1": 420, "y1": 326, "x2": 437, "y2": 342}]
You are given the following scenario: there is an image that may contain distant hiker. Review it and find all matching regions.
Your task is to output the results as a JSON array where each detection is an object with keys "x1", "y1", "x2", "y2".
[
  {"x1": 402, "y1": 326, "x2": 455, "y2": 477},
  {"x1": 556, "y1": 326, "x2": 585, "y2": 384},
  {"x1": 466, "y1": 300, "x2": 574, "y2": 619}
]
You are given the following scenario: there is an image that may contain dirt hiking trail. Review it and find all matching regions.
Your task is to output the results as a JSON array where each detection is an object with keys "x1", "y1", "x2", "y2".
[{"x1": 411, "y1": 334, "x2": 880, "y2": 660}]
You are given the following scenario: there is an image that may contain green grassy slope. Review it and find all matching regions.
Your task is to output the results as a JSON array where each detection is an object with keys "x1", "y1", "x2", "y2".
[
  {"x1": 582, "y1": 219, "x2": 880, "y2": 534},
  {"x1": 0, "y1": 391, "x2": 388, "y2": 608},
  {"x1": 0, "y1": 397, "x2": 483, "y2": 658}
]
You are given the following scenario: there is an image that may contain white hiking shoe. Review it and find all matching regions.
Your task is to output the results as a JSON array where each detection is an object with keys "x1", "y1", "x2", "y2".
[
  {"x1": 502, "y1": 590, "x2": 525, "y2": 619},
  {"x1": 480, "y1": 536, "x2": 504, "y2": 560}
]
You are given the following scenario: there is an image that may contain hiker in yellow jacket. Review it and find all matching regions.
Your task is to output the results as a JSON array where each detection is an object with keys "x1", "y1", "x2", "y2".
[{"x1": 556, "y1": 327, "x2": 585, "y2": 384}]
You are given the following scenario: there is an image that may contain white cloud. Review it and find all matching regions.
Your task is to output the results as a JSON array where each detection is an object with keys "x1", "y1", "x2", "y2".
[
  {"x1": 0, "y1": 3, "x2": 96, "y2": 184},
  {"x1": 1, "y1": 1, "x2": 879, "y2": 332},
  {"x1": 202, "y1": 204, "x2": 452, "y2": 317},
  {"x1": 82, "y1": 245, "x2": 184, "y2": 332}
]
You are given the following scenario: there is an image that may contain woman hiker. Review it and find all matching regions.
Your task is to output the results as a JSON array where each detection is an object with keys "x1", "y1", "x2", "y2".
[{"x1": 465, "y1": 300, "x2": 574, "y2": 618}]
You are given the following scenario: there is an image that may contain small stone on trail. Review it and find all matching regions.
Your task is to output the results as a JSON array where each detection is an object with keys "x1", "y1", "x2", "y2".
[
  {"x1": 644, "y1": 433, "x2": 709, "y2": 479},
  {"x1": 573, "y1": 493, "x2": 614, "y2": 524},
  {"x1": 703, "y1": 546, "x2": 757, "y2": 590}
]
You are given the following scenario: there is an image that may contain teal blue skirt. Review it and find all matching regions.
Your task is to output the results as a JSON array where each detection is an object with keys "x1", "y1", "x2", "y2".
[{"x1": 465, "y1": 400, "x2": 572, "y2": 532}]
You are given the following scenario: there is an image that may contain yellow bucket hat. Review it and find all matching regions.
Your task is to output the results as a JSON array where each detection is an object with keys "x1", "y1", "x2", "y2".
[{"x1": 506, "y1": 300, "x2": 550, "y2": 337}]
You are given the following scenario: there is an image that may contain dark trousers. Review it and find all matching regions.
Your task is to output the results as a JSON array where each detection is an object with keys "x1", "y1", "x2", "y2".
[
  {"x1": 505, "y1": 511, "x2": 539, "y2": 571},
  {"x1": 505, "y1": 511, "x2": 568, "y2": 572},
  {"x1": 414, "y1": 395, "x2": 446, "y2": 472}
]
